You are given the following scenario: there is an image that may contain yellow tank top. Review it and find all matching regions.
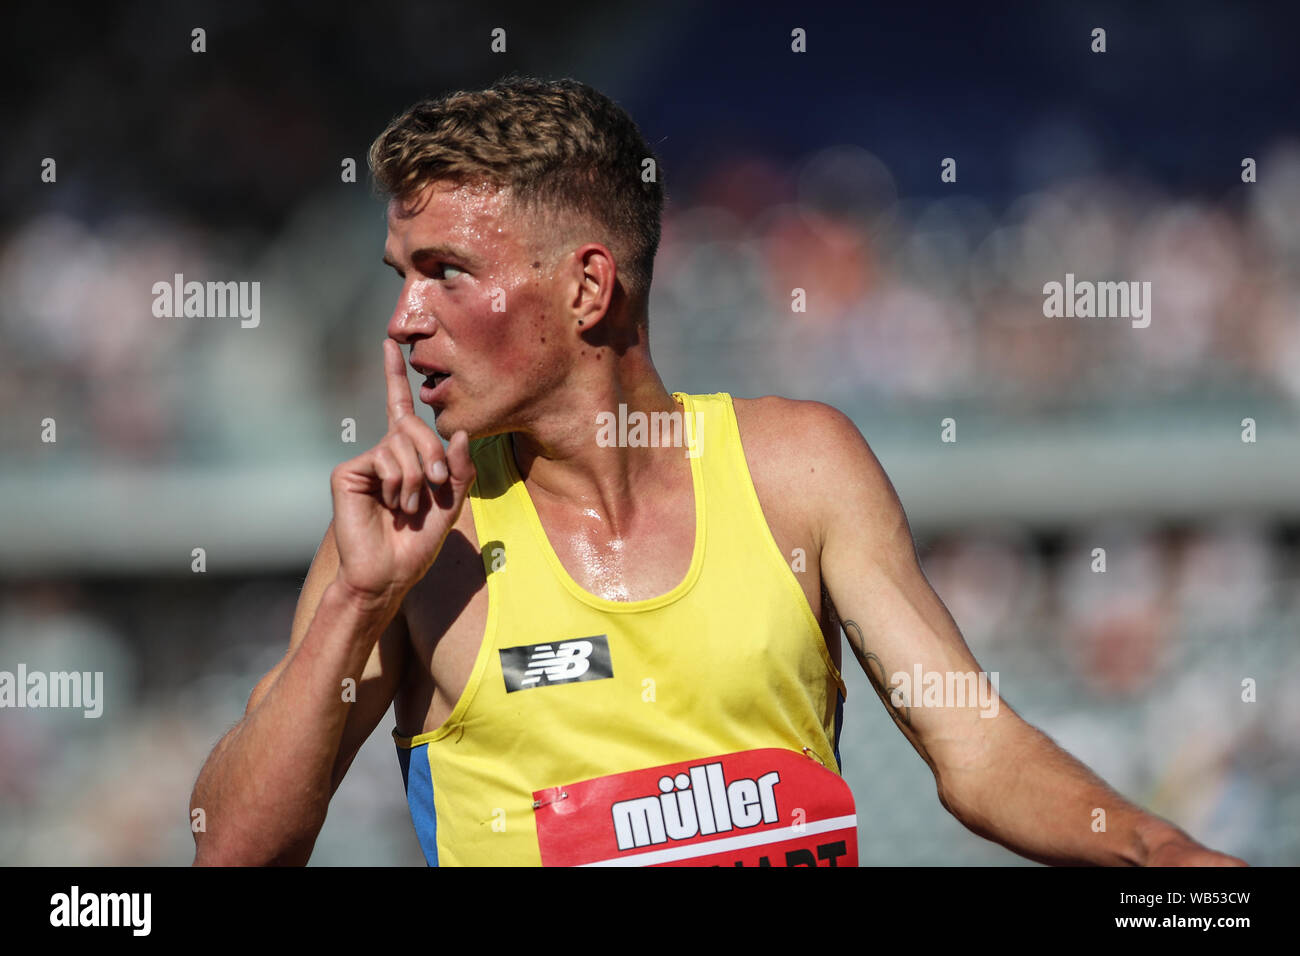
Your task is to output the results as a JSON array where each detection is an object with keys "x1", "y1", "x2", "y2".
[{"x1": 393, "y1": 392, "x2": 850, "y2": 866}]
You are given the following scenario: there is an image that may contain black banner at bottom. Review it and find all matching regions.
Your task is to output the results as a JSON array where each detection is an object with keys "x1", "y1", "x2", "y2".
[{"x1": 0, "y1": 863, "x2": 1281, "y2": 942}]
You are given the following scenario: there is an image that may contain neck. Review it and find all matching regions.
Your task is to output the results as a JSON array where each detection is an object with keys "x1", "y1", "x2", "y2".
[{"x1": 509, "y1": 344, "x2": 688, "y2": 533}]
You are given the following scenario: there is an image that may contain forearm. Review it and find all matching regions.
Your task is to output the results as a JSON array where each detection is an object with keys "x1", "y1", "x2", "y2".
[
  {"x1": 936, "y1": 716, "x2": 1195, "y2": 866},
  {"x1": 190, "y1": 578, "x2": 400, "y2": 866}
]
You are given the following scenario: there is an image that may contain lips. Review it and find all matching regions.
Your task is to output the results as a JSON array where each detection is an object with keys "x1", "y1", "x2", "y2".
[
  {"x1": 418, "y1": 370, "x2": 452, "y2": 404},
  {"x1": 410, "y1": 355, "x2": 449, "y2": 382}
]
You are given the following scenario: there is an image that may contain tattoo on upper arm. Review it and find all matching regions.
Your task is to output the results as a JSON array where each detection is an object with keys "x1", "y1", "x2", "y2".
[{"x1": 842, "y1": 619, "x2": 911, "y2": 729}]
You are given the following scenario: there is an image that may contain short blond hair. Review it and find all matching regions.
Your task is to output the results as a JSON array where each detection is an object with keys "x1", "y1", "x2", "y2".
[{"x1": 368, "y1": 75, "x2": 664, "y2": 307}]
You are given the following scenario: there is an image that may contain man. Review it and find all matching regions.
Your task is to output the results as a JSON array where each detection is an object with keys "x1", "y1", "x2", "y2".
[{"x1": 190, "y1": 76, "x2": 1245, "y2": 867}]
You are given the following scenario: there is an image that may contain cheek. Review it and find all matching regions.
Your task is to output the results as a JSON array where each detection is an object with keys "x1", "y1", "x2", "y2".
[
  {"x1": 457, "y1": 279, "x2": 562, "y2": 385},
  {"x1": 455, "y1": 307, "x2": 530, "y2": 380},
  {"x1": 496, "y1": 285, "x2": 557, "y2": 363}
]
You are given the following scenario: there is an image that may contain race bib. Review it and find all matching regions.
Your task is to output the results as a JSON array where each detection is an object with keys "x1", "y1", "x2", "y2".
[{"x1": 533, "y1": 748, "x2": 857, "y2": 866}]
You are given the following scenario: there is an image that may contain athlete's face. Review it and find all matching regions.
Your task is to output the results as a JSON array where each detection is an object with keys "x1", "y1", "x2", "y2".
[{"x1": 383, "y1": 180, "x2": 570, "y2": 439}]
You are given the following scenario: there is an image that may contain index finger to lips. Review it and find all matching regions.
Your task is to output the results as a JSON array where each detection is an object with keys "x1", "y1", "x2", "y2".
[{"x1": 383, "y1": 338, "x2": 416, "y2": 427}]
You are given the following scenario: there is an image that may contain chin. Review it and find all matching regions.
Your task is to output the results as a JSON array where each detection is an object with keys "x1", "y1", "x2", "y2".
[
  {"x1": 431, "y1": 411, "x2": 462, "y2": 441},
  {"x1": 433, "y1": 404, "x2": 505, "y2": 443}
]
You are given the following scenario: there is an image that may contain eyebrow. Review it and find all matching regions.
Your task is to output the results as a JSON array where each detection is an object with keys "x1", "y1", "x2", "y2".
[{"x1": 383, "y1": 244, "x2": 481, "y2": 272}]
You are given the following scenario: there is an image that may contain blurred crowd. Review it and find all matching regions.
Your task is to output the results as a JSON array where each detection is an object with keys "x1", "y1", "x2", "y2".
[
  {"x1": 7, "y1": 138, "x2": 1300, "y2": 463},
  {"x1": 653, "y1": 140, "x2": 1300, "y2": 418},
  {"x1": 4, "y1": 140, "x2": 1300, "y2": 464}
]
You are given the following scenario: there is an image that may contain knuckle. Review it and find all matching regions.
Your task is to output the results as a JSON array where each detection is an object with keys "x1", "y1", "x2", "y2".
[
  {"x1": 332, "y1": 457, "x2": 361, "y2": 483},
  {"x1": 392, "y1": 431, "x2": 417, "y2": 455},
  {"x1": 396, "y1": 416, "x2": 431, "y2": 442}
]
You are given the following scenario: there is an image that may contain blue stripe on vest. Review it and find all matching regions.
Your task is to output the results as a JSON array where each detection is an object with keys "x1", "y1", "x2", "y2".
[{"x1": 397, "y1": 742, "x2": 439, "y2": 866}]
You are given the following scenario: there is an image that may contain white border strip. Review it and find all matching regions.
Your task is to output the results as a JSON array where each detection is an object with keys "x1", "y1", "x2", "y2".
[{"x1": 580, "y1": 814, "x2": 857, "y2": 867}]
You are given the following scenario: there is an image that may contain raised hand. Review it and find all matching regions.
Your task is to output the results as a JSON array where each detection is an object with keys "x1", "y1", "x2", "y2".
[{"x1": 330, "y1": 338, "x2": 476, "y2": 605}]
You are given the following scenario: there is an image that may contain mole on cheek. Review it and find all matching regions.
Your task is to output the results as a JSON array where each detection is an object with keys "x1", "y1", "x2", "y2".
[{"x1": 531, "y1": 261, "x2": 540, "y2": 269}]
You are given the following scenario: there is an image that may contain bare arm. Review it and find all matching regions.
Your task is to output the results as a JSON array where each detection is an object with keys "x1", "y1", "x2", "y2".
[
  {"x1": 804, "y1": 401, "x2": 1245, "y2": 866},
  {"x1": 189, "y1": 340, "x2": 476, "y2": 866},
  {"x1": 189, "y1": 525, "x2": 407, "y2": 866}
]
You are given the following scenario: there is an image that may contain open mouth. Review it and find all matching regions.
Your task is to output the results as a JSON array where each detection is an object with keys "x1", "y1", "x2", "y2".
[{"x1": 426, "y1": 372, "x2": 451, "y2": 388}]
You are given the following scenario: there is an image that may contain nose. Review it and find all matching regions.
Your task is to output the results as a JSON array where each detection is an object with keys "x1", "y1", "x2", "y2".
[{"x1": 386, "y1": 280, "x2": 439, "y2": 344}]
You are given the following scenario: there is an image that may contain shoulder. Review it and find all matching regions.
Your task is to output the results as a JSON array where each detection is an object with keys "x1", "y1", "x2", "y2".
[
  {"x1": 731, "y1": 395, "x2": 861, "y2": 449},
  {"x1": 731, "y1": 394, "x2": 883, "y2": 484},
  {"x1": 731, "y1": 395, "x2": 903, "y2": 537}
]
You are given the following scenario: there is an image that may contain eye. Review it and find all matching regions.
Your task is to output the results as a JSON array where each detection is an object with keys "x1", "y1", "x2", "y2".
[{"x1": 438, "y1": 264, "x2": 465, "y2": 280}]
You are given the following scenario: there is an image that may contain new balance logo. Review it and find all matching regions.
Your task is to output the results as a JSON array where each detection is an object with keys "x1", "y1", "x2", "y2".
[
  {"x1": 500, "y1": 636, "x2": 613, "y2": 693},
  {"x1": 521, "y1": 643, "x2": 590, "y2": 686}
]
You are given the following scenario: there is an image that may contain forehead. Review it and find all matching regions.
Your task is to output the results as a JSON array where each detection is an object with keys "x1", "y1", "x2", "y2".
[{"x1": 384, "y1": 180, "x2": 528, "y2": 258}]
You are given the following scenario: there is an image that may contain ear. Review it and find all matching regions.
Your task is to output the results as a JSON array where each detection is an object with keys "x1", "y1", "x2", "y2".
[{"x1": 568, "y1": 243, "x2": 617, "y2": 332}]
